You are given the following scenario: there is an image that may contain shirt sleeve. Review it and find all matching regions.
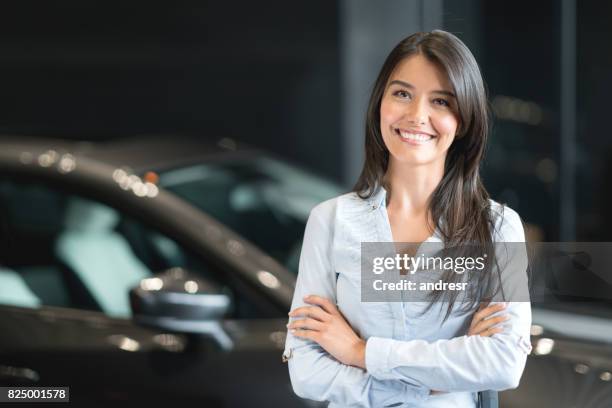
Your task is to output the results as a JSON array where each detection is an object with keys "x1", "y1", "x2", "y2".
[
  {"x1": 365, "y1": 206, "x2": 533, "y2": 392},
  {"x1": 284, "y1": 202, "x2": 432, "y2": 407}
]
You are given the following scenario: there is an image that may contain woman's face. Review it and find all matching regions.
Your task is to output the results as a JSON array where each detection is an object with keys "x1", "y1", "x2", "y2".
[{"x1": 380, "y1": 53, "x2": 459, "y2": 168}]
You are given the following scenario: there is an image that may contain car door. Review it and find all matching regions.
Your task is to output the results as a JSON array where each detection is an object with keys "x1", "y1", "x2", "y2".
[{"x1": 0, "y1": 176, "x2": 306, "y2": 407}]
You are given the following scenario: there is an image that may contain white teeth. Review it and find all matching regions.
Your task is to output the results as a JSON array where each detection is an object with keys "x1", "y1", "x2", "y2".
[{"x1": 398, "y1": 131, "x2": 433, "y2": 141}]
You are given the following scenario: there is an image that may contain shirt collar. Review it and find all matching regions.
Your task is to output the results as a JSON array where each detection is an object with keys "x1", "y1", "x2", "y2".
[{"x1": 367, "y1": 185, "x2": 387, "y2": 210}]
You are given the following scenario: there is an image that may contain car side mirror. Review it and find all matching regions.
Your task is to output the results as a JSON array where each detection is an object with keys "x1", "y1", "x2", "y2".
[{"x1": 129, "y1": 267, "x2": 233, "y2": 350}]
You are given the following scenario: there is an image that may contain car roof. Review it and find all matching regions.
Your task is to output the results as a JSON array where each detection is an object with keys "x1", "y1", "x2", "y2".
[{"x1": 0, "y1": 134, "x2": 259, "y2": 173}]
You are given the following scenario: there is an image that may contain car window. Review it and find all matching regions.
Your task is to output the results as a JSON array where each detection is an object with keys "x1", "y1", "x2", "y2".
[
  {"x1": 159, "y1": 156, "x2": 343, "y2": 273},
  {"x1": 0, "y1": 178, "x2": 268, "y2": 319}
]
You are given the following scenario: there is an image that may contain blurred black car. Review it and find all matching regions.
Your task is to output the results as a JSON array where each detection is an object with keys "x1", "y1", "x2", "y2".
[{"x1": 0, "y1": 135, "x2": 340, "y2": 406}]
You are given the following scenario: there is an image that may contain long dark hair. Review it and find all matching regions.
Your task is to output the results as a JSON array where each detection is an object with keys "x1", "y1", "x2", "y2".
[{"x1": 353, "y1": 30, "x2": 501, "y2": 321}]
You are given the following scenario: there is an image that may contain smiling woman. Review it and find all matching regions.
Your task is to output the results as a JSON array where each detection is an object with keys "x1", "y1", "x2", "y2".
[
  {"x1": 380, "y1": 55, "x2": 459, "y2": 167},
  {"x1": 284, "y1": 30, "x2": 531, "y2": 408}
]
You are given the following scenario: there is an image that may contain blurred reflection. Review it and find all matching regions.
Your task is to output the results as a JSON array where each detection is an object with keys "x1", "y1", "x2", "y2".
[
  {"x1": 534, "y1": 338, "x2": 555, "y2": 355},
  {"x1": 107, "y1": 334, "x2": 141, "y2": 352}
]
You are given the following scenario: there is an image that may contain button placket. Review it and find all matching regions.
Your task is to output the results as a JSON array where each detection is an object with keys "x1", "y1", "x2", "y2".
[{"x1": 374, "y1": 202, "x2": 408, "y2": 341}]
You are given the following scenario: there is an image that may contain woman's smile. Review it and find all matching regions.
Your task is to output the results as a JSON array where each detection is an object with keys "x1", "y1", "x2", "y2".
[{"x1": 394, "y1": 127, "x2": 437, "y2": 145}]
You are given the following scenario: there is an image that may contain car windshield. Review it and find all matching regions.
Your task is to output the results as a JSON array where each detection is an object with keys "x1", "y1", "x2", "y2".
[{"x1": 158, "y1": 156, "x2": 343, "y2": 274}]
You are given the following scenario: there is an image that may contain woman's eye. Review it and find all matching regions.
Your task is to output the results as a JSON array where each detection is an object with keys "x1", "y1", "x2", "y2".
[
  {"x1": 393, "y1": 90, "x2": 411, "y2": 99},
  {"x1": 433, "y1": 98, "x2": 450, "y2": 107}
]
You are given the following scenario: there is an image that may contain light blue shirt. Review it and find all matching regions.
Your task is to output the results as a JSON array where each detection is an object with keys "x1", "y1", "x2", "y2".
[{"x1": 283, "y1": 187, "x2": 532, "y2": 407}]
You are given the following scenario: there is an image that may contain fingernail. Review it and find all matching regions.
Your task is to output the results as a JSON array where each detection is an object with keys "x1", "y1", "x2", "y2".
[
  {"x1": 289, "y1": 329, "x2": 296, "y2": 333},
  {"x1": 286, "y1": 323, "x2": 290, "y2": 327},
  {"x1": 303, "y1": 295, "x2": 310, "y2": 300}
]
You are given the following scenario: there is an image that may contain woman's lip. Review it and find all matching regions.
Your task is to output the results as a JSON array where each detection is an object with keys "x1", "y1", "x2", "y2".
[
  {"x1": 394, "y1": 128, "x2": 436, "y2": 137},
  {"x1": 395, "y1": 130, "x2": 435, "y2": 145}
]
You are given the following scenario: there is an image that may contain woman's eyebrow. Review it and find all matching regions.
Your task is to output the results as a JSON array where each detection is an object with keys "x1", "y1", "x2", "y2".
[
  {"x1": 432, "y1": 90, "x2": 456, "y2": 98},
  {"x1": 388, "y1": 80, "x2": 456, "y2": 98}
]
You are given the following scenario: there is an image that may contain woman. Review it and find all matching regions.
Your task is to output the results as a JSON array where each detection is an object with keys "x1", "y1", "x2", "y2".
[{"x1": 284, "y1": 30, "x2": 532, "y2": 407}]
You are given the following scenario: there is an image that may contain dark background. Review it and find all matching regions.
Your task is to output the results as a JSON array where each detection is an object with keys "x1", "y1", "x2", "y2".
[
  {"x1": 0, "y1": 0, "x2": 609, "y2": 242},
  {"x1": 0, "y1": 1, "x2": 341, "y2": 179}
]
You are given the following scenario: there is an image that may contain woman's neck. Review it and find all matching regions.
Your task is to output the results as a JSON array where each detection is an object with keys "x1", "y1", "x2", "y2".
[{"x1": 384, "y1": 159, "x2": 445, "y2": 214}]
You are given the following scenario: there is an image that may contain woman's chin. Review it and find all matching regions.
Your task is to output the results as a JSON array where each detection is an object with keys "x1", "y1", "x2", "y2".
[{"x1": 388, "y1": 151, "x2": 437, "y2": 166}]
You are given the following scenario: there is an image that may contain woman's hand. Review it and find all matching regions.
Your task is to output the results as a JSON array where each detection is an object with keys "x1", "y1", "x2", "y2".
[
  {"x1": 288, "y1": 295, "x2": 366, "y2": 369},
  {"x1": 430, "y1": 302, "x2": 510, "y2": 396},
  {"x1": 468, "y1": 301, "x2": 509, "y2": 337}
]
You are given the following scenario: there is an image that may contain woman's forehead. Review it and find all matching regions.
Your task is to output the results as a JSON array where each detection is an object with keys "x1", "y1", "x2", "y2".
[{"x1": 387, "y1": 54, "x2": 453, "y2": 93}]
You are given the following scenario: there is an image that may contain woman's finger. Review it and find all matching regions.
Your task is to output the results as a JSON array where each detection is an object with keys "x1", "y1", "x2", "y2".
[
  {"x1": 287, "y1": 317, "x2": 324, "y2": 332},
  {"x1": 303, "y1": 295, "x2": 338, "y2": 315},
  {"x1": 479, "y1": 326, "x2": 504, "y2": 337},
  {"x1": 469, "y1": 302, "x2": 489, "y2": 332},
  {"x1": 289, "y1": 306, "x2": 328, "y2": 322},
  {"x1": 472, "y1": 303, "x2": 506, "y2": 325},
  {"x1": 290, "y1": 328, "x2": 319, "y2": 342},
  {"x1": 469, "y1": 314, "x2": 509, "y2": 336},
  {"x1": 469, "y1": 303, "x2": 507, "y2": 334},
  {"x1": 288, "y1": 306, "x2": 330, "y2": 322}
]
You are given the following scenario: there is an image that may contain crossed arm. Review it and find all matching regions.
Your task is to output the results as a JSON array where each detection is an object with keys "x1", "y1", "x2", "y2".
[{"x1": 288, "y1": 295, "x2": 509, "y2": 370}]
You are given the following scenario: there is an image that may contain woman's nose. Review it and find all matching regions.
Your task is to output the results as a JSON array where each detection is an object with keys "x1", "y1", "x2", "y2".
[{"x1": 406, "y1": 98, "x2": 428, "y2": 125}]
